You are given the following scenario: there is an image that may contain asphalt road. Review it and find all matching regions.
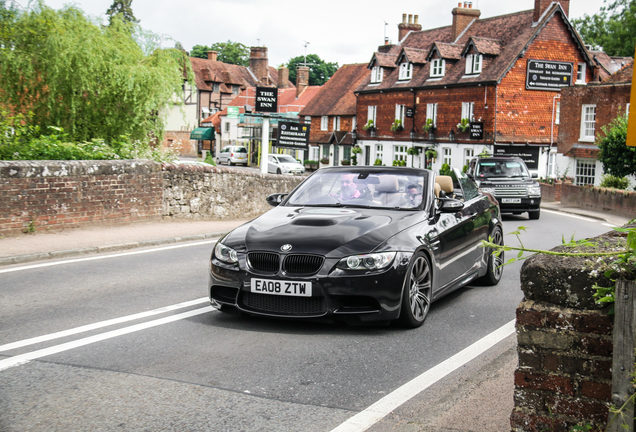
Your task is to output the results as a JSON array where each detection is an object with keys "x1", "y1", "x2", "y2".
[{"x1": 0, "y1": 210, "x2": 619, "y2": 431}]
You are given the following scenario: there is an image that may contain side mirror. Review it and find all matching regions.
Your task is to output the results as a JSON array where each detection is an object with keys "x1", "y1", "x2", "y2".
[
  {"x1": 266, "y1": 193, "x2": 288, "y2": 207},
  {"x1": 438, "y1": 198, "x2": 464, "y2": 213},
  {"x1": 531, "y1": 173, "x2": 538, "y2": 178}
]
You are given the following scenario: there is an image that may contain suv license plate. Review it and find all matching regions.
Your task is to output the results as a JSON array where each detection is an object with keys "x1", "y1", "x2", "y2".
[
  {"x1": 501, "y1": 198, "x2": 521, "y2": 203},
  {"x1": 252, "y1": 278, "x2": 312, "y2": 297}
]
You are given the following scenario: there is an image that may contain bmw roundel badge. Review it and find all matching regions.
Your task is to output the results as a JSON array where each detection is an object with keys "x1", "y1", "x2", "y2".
[{"x1": 281, "y1": 244, "x2": 292, "y2": 252}]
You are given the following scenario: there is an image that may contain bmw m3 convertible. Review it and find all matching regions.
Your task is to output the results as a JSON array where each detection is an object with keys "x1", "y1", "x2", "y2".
[{"x1": 208, "y1": 166, "x2": 504, "y2": 328}]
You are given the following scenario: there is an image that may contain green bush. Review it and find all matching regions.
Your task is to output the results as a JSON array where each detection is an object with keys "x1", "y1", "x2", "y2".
[
  {"x1": 599, "y1": 174, "x2": 629, "y2": 190},
  {"x1": 204, "y1": 152, "x2": 216, "y2": 166},
  {"x1": 440, "y1": 163, "x2": 452, "y2": 176}
]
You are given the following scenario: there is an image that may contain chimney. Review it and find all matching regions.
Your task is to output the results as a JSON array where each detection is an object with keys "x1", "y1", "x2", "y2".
[
  {"x1": 534, "y1": 0, "x2": 569, "y2": 22},
  {"x1": 452, "y1": 2, "x2": 481, "y2": 41},
  {"x1": 207, "y1": 50, "x2": 217, "y2": 61},
  {"x1": 398, "y1": 13, "x2": 422, "y2": 42},
  {"x1": 296, "y1": 66, "x2": 309, "y2": 98},
  {"x1": 278, "y1": 66, "x2": 289, "y2": 89},
  {"x1": 249, "y1": 46, "x2": 269, "y2": 85}
]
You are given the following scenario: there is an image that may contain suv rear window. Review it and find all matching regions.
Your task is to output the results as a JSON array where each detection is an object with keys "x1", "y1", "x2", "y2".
[{"x1": 232, "y1": 147, "x2": 247, "y2": 153}]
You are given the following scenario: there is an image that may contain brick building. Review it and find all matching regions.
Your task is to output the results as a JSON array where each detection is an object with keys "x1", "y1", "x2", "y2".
[
  {"x1": 555, "y1": 61, "x2": 633, "y2": 186},
  {"x1": 354, "y1": 0, "x2": 595, "y2": 176},
  {"x1": 299, "y1": 63, "x2": 371, "y2": 165},
  {"x1": 162, "y1": 47, "x2": 294, "y2": 156}
]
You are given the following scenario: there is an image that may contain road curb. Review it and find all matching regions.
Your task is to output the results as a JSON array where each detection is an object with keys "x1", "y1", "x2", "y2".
[{"x1": 0, "y1": 232, "x2": 228, "y2": 267}]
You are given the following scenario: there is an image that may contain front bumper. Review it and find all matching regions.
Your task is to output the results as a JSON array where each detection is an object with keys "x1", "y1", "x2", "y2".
[
  {"x1": 208, "y1": 252, "x2": 411, "y2": 323},
  {"x1": 495, "y1": 197, "x2": 541, "y2": 213}
]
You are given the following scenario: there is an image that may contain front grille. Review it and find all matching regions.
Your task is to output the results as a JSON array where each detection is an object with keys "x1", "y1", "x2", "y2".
[
  {"x1": 241, "y1": 292, "x2": 326, "y2": 315},
  {"x1": 248, "y1": 252, "x2": 280, "y2": 273},
  {"x1": 494, "y1": 186, "x2": 527, "y2": 198},
  {"x1": 283, "y1": 254, "x2": 324, "y2": 275}
]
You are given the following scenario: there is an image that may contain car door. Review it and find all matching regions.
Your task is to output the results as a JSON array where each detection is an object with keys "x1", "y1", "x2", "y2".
[{"x1": 267, "y1": 155, "x2": 277, "y2": 173}]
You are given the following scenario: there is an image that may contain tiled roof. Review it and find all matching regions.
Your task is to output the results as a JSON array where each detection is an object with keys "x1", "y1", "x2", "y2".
[
  {"x1": 596, "y1": 60, "x2": 633, "y2": 85},
  {"x1": 589, "y1": 50, "x2": 633, "y2": 79},
  {"x1": 300, "y1": 63, "x2": 370, "y2": 116},
  {"x1": 370, "y1": 52, "x2": 398, "y2": 68},
  {"x1": 429, "y1": 42, "x2": 463, "y2": 60},
  {"x1": 190, "y1": 57, "x2": 288, "y2": 92},
  {"x1": 356, "y1": 4, "x2": 590, "y2": 92},
  {"x1": 400, "y1": 47, "x2": 428, "y2": 64}
]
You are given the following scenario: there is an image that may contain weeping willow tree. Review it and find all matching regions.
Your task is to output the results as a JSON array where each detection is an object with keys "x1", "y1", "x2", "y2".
[{"x1": 0, "y1": 0, "x2": 191, "y2": 145}]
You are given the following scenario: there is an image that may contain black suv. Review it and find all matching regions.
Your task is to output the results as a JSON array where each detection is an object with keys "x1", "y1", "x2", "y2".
[{"x1": 466, "y1": 156, "x2": 542, "y2": 220}]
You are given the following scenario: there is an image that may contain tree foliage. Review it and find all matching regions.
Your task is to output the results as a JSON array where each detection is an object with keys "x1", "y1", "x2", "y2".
[
  {"x1": 190, "y1": 40, "x2": 249, "y2": 66},
  {"x1": 287, "y1": 54, "x2": 338, "y2": 86},
  {"x1": 597, "y1": 113, "x2": 636, "y2": 178},
  {"x1": 0, "y1": 2, "x2": 191, "y2": 145},
  {"x1": 572, "y1": 0, "x2": 636, "y2": 57},
  {"x1": 106, "y1": 0, "x2": 138, "y2": 25}
]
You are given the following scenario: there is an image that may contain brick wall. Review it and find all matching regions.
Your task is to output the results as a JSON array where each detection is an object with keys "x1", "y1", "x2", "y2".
[
  {"x1": 540, "y1": 182, "x2": 636, "y2": 219},
  {"x1": 0, "y1": 160, "x2": 305, "y2": 235},
  {"x1": 0, "y1": 160, "x2": 164, "y2": 235},
  {"x1": 512, "y1": 300, "x2": 613, "y2": 431}
]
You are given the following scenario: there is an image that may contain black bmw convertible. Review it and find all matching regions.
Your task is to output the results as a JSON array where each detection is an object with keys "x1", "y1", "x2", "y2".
[{"x1": 208, "y1": 166, "x2": 504, "y2": 328}]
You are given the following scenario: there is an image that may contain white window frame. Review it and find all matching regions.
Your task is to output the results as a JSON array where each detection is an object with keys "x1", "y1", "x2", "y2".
[
  {"x1": 431, "y1": 59, "x2": 445, "y2": 78},
  {"x1": 548, "y1": 152, "x2": 557, "y2": 178},
  {"x1": 333, "y1": 116, "x2": 340, "y2": 131},
  {"x1": 367, "y1": 106, "x2": 377, "y2": 124},
  {"x1": 461, "y1": 102, "x2": 475, "y2": 121},
  {"x1": 443, "y1": 147, "x2": 452, "y2": 166},
  {"x1": 464, "y1": 148, "x2": 474, "y2": 167},
  {"x1": 395, "y1": 104, "x2": 405, "y2": 123},
  {"x1": 627, "y1": 103, "x2": 630, "y2": 119},
  {"x1": 426, "y1": 103, "x2": 438, "y2": 126},
  {"x1": 375, "y1": 143, "x2": 383, "y2": 162},
  {"x1": 321, "y1": 116, "x2": 328, "y2": 131},
  {"x1": 399, "y1": 62, "x2": 413, "y2": 80},
  {"x1": 576, "y1": 63, "x2": 586, "y2": 84},
  {"x1": 555, "y1": 101, "x2": 561, "y2": 125},
  {"x1": 580, "y1": 104, "x2": 596, "y2": 142},
  {"x1": 394, "y1": 145, "x2": 408, "y2": 162},
  {"x1": 575, "y1": 159, "x2": 596, "y2": 186},
  {"x1": 371, "y1": 66, "x2": 383, "y2": 83},
  {"x1": 465, "y1": 54, "x2": 483, "y2": 75}
]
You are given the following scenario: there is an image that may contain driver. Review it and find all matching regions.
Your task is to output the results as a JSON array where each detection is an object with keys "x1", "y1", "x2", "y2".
[
  {"x1": 406, "y1": 184, "x2": 423, "y2": 207},
  {"x1": 335, "y1": 174, "x2": 361, "y2": 201}
]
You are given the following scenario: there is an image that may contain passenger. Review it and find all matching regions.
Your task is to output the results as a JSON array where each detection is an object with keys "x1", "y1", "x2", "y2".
[{"x1": 406, "y1": 184, "x2": 423, "y2": 207}]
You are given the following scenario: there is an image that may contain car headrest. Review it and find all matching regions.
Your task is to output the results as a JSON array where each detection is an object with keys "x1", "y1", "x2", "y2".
[
  {"x1": 434, "y1": 182, "x2": 442, "y2": 198},
  {"x1": 375, "y1": 175, "x2": 399, "y2": 193},
  {"x1": 436, "y1": 176, "x2": 454, "y2": 194}
]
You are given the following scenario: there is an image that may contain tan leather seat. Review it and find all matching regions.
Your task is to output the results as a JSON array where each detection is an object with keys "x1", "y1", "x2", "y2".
[
  {"x1": 436, "y1": 175, "x2": 454, "y2": 198},
  {"x1": 376, "y1": 175, "x2": 403, "y2": 206}
]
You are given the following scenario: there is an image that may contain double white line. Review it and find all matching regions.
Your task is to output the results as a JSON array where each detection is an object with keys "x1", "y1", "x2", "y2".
[{"x1": 0, "y1": 298, "x2": 214, "y2": 371}]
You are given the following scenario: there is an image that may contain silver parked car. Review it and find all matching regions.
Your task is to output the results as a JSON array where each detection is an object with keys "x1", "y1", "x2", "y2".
[
  {"x1": 268, "y1": 154, "x2": 305, "y2": 175},
  {"x1": 217, "y1": 146, "x2": 248, "y2": 166}
]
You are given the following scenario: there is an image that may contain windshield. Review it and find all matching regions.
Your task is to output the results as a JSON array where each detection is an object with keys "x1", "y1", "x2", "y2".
[
  {"x1": 286, "y1": 170, "x2": 427, "y2": 210},
  {"x1": 476, "y1": 160, "x2": 530, "y2": 179},
  {"x1": 277, "y1": 155, "x2": 298, "y2": 164}
]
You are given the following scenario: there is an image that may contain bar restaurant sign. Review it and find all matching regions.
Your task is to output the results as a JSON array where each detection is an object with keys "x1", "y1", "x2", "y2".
[
  {"x1": 276, "y1": 121, "x2": 310, "y2": 151},
  {"x1": 255, "y1": 87, "x2": 278, "y2": 113},
  {"x1": 526, "y1": 59, "x2": 573, "y2": 91}
]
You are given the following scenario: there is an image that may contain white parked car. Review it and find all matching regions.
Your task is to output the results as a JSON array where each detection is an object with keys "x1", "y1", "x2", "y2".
[
  {"x1": 268, "y1": 154, "x2": 305, "y2": 175},
  {"x1": 217, "y1": 146, "x2": 248, "y2": 166}
]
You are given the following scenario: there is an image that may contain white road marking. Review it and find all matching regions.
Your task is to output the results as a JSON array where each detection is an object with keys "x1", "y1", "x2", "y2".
[
  {"x1": 329, "y1": 320, "x2": 516, "y2": 432},
  {"x1": 0, "y1": 306, "x2": 215, "y2": 372},
  {"x1": 0, "y1": 240, "x2": 218, "y2": 274},
  {"x1": 541, "y1": 209, "x2": 598, "y2": 223},
  {"x1": 0, "y1": 298, "x2": 209, "y2": 352}
]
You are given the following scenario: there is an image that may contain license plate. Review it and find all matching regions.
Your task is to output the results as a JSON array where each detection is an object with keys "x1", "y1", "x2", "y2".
[
  {"x1": 251, "y1": 278, "x2": 312, "y2": 297},
  {"x1": 501, "y1": 198, "x2": 521, "y2": 203}
]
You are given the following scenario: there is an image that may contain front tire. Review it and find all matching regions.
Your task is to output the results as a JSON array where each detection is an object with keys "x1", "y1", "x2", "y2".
[
  {"x1": 398, "y1": 252, "x2": 432, "y2": 328},
  {"x1": 479, "y1": 227, "x2": 504, "y2": 286}
]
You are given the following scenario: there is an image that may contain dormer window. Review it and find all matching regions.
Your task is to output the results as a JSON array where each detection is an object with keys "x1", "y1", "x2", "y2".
[
  {"x1": 371, "y1": 66, "x2": 384, "y2": 83},
  {"x1": 399, "y1": 62, "x2": 413, "y2": 80},
  {"x1": 431, "y1": 59, "x2": 445, "y2": 78},
  {"x1": 465, "y1": 54, "x2": 482, "y2": 75}
]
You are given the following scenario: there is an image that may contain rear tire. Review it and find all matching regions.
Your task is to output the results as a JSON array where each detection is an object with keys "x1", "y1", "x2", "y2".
[
  {"x1": 227, "y1": 159, "x2": 233, "y2": 166},
  {"x1": 398, "y1": 252, "x2": 432, "y2": 328},
  {"x1": 528, "y1": 209, "x2": 540, "y2": 220},
  {"x1": 479, "y1": 227, "x2": 504, "y2": 286}
]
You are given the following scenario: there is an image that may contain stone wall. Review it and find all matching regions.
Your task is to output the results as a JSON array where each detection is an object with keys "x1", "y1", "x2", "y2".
[
  {"x1": 161, "y1": 163, "x2": 304, "y2": 221},
  {"x1": 510, "y1": 227, "x2": 631, "y2": 431},
  {"x1": 540, "y1": 182, "x2": 635, "y2": 220},
  {"x1": 0, "y1": 160, "x2": 305, "y2": 235}
]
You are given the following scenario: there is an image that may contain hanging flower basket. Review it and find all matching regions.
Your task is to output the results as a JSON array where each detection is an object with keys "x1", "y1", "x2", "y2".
[{"x1": 457, "y1": 118, "x2": 470, "y2": 132}]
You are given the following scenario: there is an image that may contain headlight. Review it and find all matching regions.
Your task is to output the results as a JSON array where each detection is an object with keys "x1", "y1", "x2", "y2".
[
  {"x1": 527, "y1": 186, "x2": 542, "y2": 197},
  {"x1": 337, "y1": 252, "x2": 396, "y2": 271},
  {"x1": 214, "y1": 242, "x2": 238, "y2": 264},
  {"x1": 479, "y1": 187, "x2": 496, "y2": 195}
]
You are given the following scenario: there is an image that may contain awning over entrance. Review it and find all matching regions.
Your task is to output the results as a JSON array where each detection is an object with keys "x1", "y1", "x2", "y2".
[{"x1": 190, "y1": 127, "x2": 215, "y2": 140}]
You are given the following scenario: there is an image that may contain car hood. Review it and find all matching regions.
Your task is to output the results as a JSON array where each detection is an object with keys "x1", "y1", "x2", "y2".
[
  {"x1": 223, "y1": 206, "x2": 422, "y2": 257},
  {"x1": 477, "y1": 177, "x2": 537, "y2": 186},
  {"x1": 280, "y1": 162, "x2": 303, "y2": 168}
]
